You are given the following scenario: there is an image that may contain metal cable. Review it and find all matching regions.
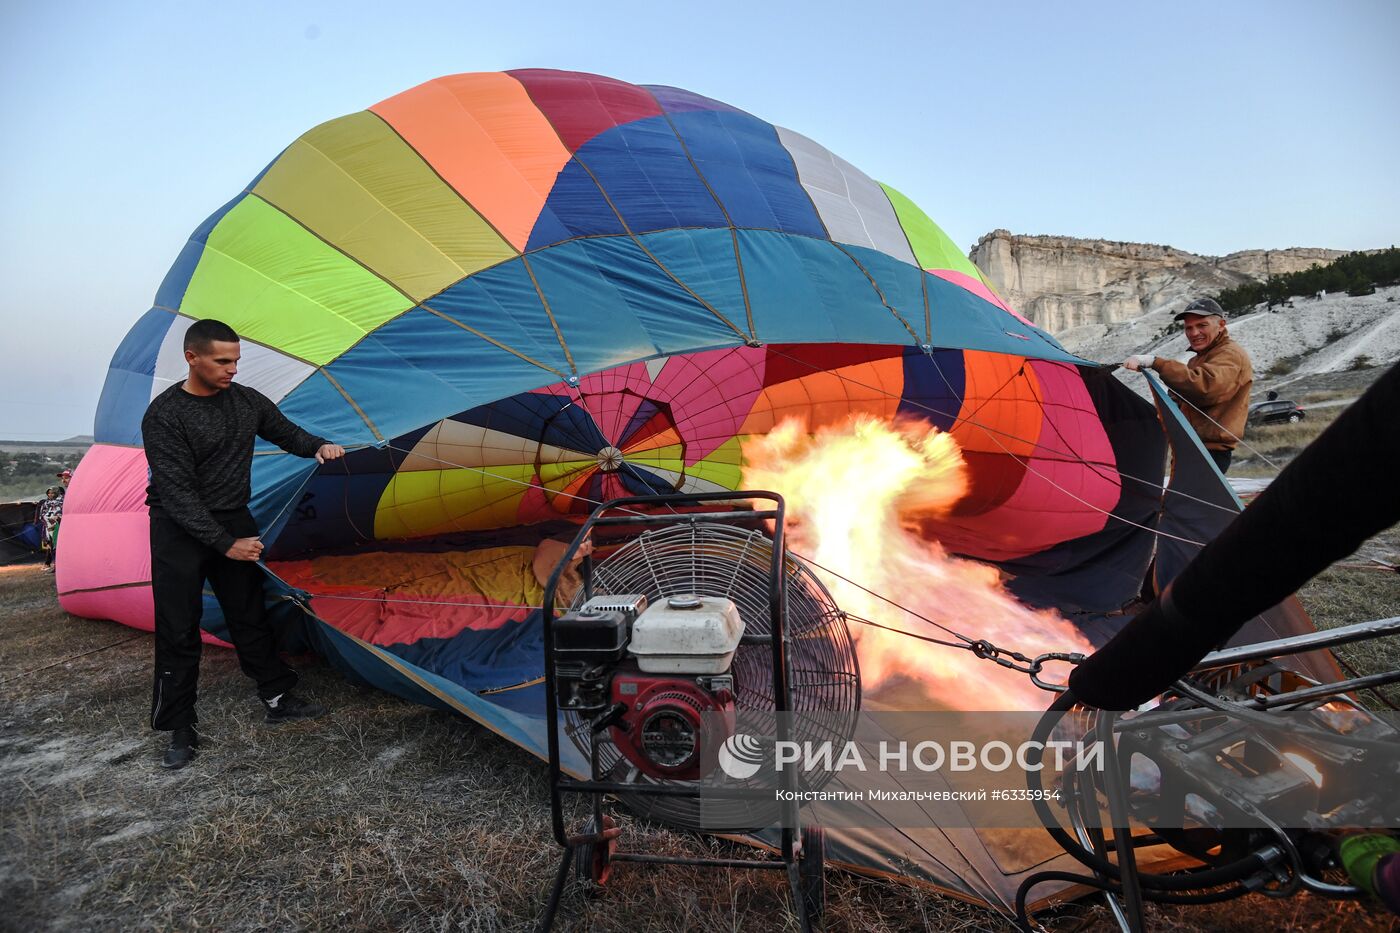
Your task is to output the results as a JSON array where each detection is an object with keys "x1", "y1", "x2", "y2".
[
  {"x1": 374, "y1": 443, "x2": 1000, "y2": 649},
  {"x1": 764, "y1": 346, "x2": 1209, "y2": 547},
  {"x1": 1165, "y1": 388, "x2": 1287, "y2": 473},
  {"x1": 257, "y1": 440, "x2": 1062, "y2": 680}
]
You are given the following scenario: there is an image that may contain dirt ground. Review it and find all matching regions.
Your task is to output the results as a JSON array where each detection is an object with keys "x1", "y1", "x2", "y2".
[{"x1": 1, "y1": 555, "x2": 1397, "y2": 932}]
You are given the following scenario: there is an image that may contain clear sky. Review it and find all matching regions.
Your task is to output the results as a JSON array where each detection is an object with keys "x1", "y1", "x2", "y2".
[{"x1": 2, "y1": 0, "x2": 1397, "y2": 439}]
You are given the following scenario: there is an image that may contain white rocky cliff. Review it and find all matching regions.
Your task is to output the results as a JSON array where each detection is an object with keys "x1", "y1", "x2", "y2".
[
  {"x1": 1056, "y1": 285, "x2": 1400, "y2": 386},
  {"x1": 970, "y1": 230, "x2": 1347, "y2": 333}
]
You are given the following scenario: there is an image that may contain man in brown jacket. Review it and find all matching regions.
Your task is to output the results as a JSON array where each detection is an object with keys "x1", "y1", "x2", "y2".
[{"x1": 1122, "y1": 297, "x2": 1253, "y2": 473}]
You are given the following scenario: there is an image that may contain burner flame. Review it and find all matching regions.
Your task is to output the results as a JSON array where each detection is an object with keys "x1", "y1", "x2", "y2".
[{"x1": 743, "y1": 415, "x2": 1095, "y2": 710}]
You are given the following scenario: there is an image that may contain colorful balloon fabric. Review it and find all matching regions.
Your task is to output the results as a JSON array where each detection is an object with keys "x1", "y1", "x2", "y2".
[{"x1": 60, "y1": 70, "x2": 1324, "y2": 911}]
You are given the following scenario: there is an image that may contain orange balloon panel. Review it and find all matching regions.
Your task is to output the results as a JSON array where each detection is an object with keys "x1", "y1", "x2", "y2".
[
  {"x1": 370, "y1": 73, "x2": 571, "y2": 251},
  {"x1": 949, "y1": 351, "x2": 1043, "y2": 458},
  {"x1": 740, "y1": 357, "x2": 905, "y2": 436}
]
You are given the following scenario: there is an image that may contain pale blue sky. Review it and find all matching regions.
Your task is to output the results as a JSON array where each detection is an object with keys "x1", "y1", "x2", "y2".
[{"x1": 2, "y1": 0, "x2": 1397, "y2": 439}]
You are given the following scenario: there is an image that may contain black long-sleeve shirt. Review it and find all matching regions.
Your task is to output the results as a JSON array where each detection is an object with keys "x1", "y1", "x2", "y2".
[
  {"x1": 1069, "y1": 362, "x2": 1400, "y2": 709},
  {"x1": 1170, "y1": 361, "x2": 1399, "y2": 628},
  {"x1": 141, "y1": 383, "x2": 327, "y2": 554}
]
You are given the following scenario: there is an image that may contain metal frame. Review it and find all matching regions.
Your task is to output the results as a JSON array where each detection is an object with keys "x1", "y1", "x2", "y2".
[
  {"x1": 537, "y1": 491, "x2": 821, "y2": 931},
  {"x1": 1017, "y1": 617, "x2": 1400, "y2": 932}
]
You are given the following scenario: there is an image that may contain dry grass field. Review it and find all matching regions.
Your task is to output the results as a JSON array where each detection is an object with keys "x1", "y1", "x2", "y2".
[
  {"x1": 1, "y1": 526, "x2": 1397, "y2": 931},
  {"x1": 1231, "y1": 402, "x2": 1341, "y2": 478}
]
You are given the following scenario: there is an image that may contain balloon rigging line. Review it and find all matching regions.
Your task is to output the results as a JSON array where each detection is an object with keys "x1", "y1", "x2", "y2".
[
  {"x1": 1021, "y1": 365, "x2": 1244, "y2": 516},
  {"x1": 370, "y1": 442, "x2": 1015, "y2": 650},
  {"x1": 770, "y1": 350, "x2": 1307, "y2": 661},
  {"x1": 764, "y1": 346, "x2": 1210, "y2": 547},
  {"x1": 258, "y1": 440, "x2": 984, "y2": 648},
  {"x1": 789, "y1": 553, "x2": 979, "y2": 647},
  {"x1": 249, "y1": 406, "x2": 1195, "y2": 669},
  {"x1": 172, "y1": 439, "x2": 1045, "y2": 680},
  {"x1": 768, "y1": 346, "x2": 1237, "y2": 518},
  {"x1": 764, "y1": 345, "x2": 1228, "y2": 528},
  {"x1": 840, "y1": 611, "x2": 985, "y2": 651},
  {"x1": 0, "y1": 631, "x2": 149, "y2": 686},
  {"x1": 263, "y1": 578, "x2": 543, "y2": 612},
  {"x1": 252, "y1": 440, "x2": 388, "y2": 543},
  {"x1": 179, "y1": 370, "x2": 1196, "y2": 675},
  {"x1": 1165, "y1": 390, "x2": 1287, "y2": 473}
]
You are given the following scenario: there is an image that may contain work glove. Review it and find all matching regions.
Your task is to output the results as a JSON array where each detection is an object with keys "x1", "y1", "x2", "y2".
[
  {"x1": 1339, "y1": 834, "x2": 1400, "y2": 916},
  {"x1": 1121, "y1": 354, "x2": 1156, "y2": 371}
]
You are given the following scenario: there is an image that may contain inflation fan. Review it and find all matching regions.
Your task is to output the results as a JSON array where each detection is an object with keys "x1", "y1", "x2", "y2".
[{"x1": 537, "y1": 491, "x2": 862, "y2": 931}]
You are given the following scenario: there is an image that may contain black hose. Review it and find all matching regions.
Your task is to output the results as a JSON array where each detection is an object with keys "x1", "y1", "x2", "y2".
[{"x1": 1025, "y1": 691, "x2": 1284, "y2": 891}]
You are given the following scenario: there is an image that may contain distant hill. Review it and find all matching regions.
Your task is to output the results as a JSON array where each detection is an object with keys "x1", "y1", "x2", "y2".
[
  {"x1": 1057, "y1": 284, "x2": 1400, "y2": 395},
  {"x1": 970, "y1": 230, "x2": 1352, "y2": 333},
  {"x1": 0, "y1": 435, "x2": 93, "y2": 449}
]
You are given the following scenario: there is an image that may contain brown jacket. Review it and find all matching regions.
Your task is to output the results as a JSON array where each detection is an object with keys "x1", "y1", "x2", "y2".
[{"x1": 1152, "y1": 332, "x2": 1253, "y2": 450}]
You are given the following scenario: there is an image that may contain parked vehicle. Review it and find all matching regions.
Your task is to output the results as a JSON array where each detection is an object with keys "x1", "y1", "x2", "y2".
[{"x1": 1248, "y1": 399, "x2": 1306, "y2": 426}]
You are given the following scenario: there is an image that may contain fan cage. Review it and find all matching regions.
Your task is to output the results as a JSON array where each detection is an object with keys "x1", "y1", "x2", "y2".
[{"x1": 564, "y1": 522, "x2": 861, "y2": 830}]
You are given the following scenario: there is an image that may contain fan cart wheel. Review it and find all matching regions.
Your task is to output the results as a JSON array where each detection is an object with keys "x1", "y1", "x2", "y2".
[{"x1": 575, "y1": 815, "x2": 619, "y2": 887}]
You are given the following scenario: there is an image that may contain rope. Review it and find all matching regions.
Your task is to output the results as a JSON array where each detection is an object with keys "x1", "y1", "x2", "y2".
[
  {"x1": 840, "y1": 612, "x2": 968, "y2": 650},
  {"x1": 249, "y1": 358, "x2": 1239, "y2": 685},
  {"x1": 772, "y1": 346, "x2": 1238, "y2": 516},
  {"x1": 0, "y1": 528, "x2": 42, "y2": 546},
  {"x1": 791, "y1": 553, "x2": 975, "y2": 647},
  {"x1": 337, "y1": 442, "x2": 1063, "y2": 679},
  {"x1": 1022, "y1": 366, "x2": 1238, "y2": 516},
  {"x1": 390, "y1": 364, "x2": 1208, "y2": 553},
  {"x1": 228, "y1": 349, "x2": 1348, "y2": 688},
  {"x1": 765, "y1": 346, "x2": 1209, "y2": 547},
  {"x1": 0, "y1": 632, "x2": 148, "y2": 685},
  {"x1": 253, "y1": 559, "x2": 541, "y2": 612},
  {"x1": 287, "y1": 591, "x2": 541, "y2": 612},
  {"x1": 255, "y1": 441, "x2": 383, "y2": 537},
  {"x1": 1164, "y1": 388, "x2": 1287, "y2": 473}
]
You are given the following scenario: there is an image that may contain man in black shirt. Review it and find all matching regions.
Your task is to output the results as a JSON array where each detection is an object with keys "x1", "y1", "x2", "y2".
[{"x1": 142, "y1": 319, "x2": 345, "y2": 769}]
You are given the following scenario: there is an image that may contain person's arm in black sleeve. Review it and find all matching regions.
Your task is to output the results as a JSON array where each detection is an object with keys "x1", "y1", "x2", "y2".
[
  {"x1": 142, "y1": 409, "x2": 237, "y2": 555},
  {"x1": 251, "y1": 389, "x2": 328, "y2": 458},
  {"x1": 1069, "y1": 363, "x2": 1400, "y2": 710}
]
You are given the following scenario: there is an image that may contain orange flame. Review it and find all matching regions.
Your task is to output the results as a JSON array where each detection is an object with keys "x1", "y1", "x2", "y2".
[{"x1": 743, "y1": 415, "x2": 1096, "y2": 710}]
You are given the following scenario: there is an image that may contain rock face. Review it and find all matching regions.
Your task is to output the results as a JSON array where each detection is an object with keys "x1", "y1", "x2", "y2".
[
  {"x1": 1057, "y1": 285, "x2": 1400, "y2": 402},
  {"x1": 970, "y1": 230, "x2": 1347, "y2": 334}
]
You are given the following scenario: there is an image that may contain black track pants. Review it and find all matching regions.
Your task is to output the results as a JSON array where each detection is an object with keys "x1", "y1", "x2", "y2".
[{"x1": 149, "y1": 509, "x2": 296, "y2": 731}]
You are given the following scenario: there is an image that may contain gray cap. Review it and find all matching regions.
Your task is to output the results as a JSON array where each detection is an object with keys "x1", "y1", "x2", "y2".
[{"x1": 1174, "y1": 297, "x2": 1226, "y2": 322}]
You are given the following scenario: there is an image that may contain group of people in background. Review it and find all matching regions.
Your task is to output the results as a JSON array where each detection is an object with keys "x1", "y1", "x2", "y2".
[{"x1": 34, "y1": 467, "x2": 71, "y2": 572}]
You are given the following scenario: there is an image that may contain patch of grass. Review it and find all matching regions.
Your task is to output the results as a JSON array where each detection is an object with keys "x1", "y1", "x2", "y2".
[
  {"x1": 0, "y1": 567, "x2": 1014, "y2": 932},
  {"x1": 1298, "y1": 524, "x2": 1400, "y2": 707},
  {"x1": 1296, "y1": 390, "x2": 1354, "y2": 405},
  {"x1": 0, "y1": 480, "x2": 49, "y2": 502},
  {"x1": 1233, "y1": 405, "x2": 1345, "y2": 476},
  {"x1": 1240, "y1": 408, "x2": 1341, "y2": 468},
  {"x1": 1265, "y1": 353, "x2": 1306, "y2": 377}
]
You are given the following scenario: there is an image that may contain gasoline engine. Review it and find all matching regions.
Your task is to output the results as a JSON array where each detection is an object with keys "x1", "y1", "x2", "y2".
[{"x1": 553, "y1": 593, "x2": 743, "y2": 781}]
